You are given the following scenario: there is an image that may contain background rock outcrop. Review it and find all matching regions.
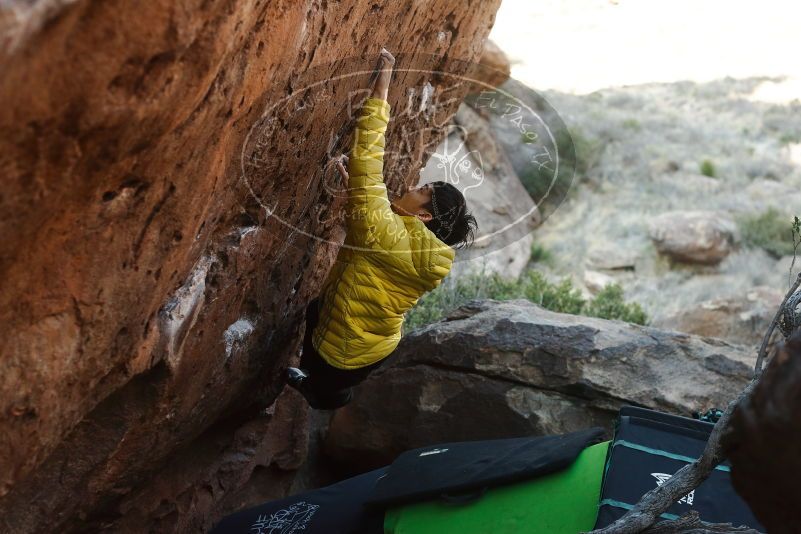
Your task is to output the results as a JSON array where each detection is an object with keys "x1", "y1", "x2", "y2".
[
  {"x1": 324, "y1": 299, "x2": 754, "y2": 473},
  {"x1": 652, "y1": 286, "x2": 783, "y2": 350},
  {"x1": 0, "y1": 1, "x2": 502, "y2": 531},
  {"x1": 649, "y1": 210, "x2": 740, "y2": 265},
  {"x1": 468, "y1": 39, "x2": 511, "y2": 94}
]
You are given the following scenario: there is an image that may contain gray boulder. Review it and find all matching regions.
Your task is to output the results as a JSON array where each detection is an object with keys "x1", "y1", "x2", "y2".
[
  {"x1": 653, "y1": 286, "x2": 783, "y2": 349},
  {"x1": 324, "y1": 299, "x2": 754, "y2": 472},
  {"x1": 649, "y1": 210, "x2": 740, "y2": 265}
]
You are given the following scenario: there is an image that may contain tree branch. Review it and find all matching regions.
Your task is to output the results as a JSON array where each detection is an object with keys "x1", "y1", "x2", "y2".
[
  {"x1": 754, "y1": 272, "x2": 801, "y2": 374},
  {"x1": 643, "y1": 512, "x2": 762, "y2": 534}
]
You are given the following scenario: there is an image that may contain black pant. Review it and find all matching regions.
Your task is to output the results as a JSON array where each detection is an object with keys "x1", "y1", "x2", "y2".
[{"x1": 299, "y1": 298, "x2": 385, "y2": 409}]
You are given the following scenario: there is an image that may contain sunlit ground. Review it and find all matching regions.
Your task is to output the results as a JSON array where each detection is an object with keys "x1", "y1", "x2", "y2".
[{"x1": 490, "y1": 0, "x2": 801, "y2": 102}]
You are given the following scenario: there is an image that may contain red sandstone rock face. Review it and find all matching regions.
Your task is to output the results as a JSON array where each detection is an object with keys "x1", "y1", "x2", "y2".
[{"x1": 0, "y1": 0, "x2": 501, "y2": 531}]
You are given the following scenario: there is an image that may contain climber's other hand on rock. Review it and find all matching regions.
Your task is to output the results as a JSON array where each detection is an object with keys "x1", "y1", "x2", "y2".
[{"x1": 335, "y1": 158, "x2": 349, "y2": 183}]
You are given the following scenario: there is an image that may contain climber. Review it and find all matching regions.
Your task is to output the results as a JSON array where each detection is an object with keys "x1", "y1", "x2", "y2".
[{"x1": 286, "y1": 47, "x2": 478, "y2": 410}]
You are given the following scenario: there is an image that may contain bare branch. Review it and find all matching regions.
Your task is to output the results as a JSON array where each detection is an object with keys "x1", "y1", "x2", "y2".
[
  {"x1": 754, "y1": 272, "x2": 801, "y2": 374},
  {"x1": 644, "y1": 512, "x2": 762, "y2": 534},
  {"x1": 788, "y1": 216, "x2": 800, "y2": 289}
]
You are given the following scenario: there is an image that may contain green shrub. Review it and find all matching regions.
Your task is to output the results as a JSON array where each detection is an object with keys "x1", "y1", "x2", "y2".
[
  {"x1": 404, "y1": 270, "x2": 647, "y2": 332},
  {"x1": 400, "y1": 281, "x2": 468, "y2": 332},
  {"x1": 518, "y1": 166, "x2": 562, "y2": 207},
  {"x1": 699, "y1": 159, "x2": 717, "y2": 178},
  {"x1": 567, "y1": 128, "x2": 603, "y2": 177},
  {"x1": 520, "y1": 270, "x2": 586, "y2": 315},
  {"x1": 779, "y1": 133, "x2": 801, "y2": 145},
  {"x1": 529, "y1": 243, "x2": 554, "y2": 265},
  {"x1": 739, "y1": 208, "x2": 797, "y2": 258},
  {"x1": 584, "y1": 283, "x2": 648, "y2": 324},
  {"x1": 622, "y1": 118, "x2": 641, "y2": 131},
  {"x1": 401, "y1": 272, "x2": 521, "y2": 333},
  {"x1": 482, "y1": 273, "x2": 524, "y2": 300},
  {"x1": 518, "y1": 128, "x2": 602, "y2": 205}
]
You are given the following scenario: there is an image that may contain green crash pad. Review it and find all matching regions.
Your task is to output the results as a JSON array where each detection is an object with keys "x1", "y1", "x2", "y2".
[{"x1": 384, "y1": 440, "x2": 610, "y2": 534}]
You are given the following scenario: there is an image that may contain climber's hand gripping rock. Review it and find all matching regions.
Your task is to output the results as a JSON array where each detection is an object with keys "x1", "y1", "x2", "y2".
[{"x1": 335, "y1": 154, "x2": 349, "y2": 184}]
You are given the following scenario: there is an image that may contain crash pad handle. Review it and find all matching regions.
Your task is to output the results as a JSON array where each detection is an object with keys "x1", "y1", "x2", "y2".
[{"x1": 439, "y1": 487, "x2": 488, "y2": 505}]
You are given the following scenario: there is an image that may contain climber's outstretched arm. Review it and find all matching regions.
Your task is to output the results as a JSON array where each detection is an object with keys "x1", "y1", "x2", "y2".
[
  {"x1": 342, "y1": 48, "x2": 403, "y2": 250},
  {"x1": 370, "y1": 48, "x2": 394, "y2": 100}
]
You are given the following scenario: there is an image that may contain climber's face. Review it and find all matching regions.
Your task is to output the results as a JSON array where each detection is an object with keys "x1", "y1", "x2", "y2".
[{"x1": 390, "y1": 183, "x2": 434, "y2": 222}]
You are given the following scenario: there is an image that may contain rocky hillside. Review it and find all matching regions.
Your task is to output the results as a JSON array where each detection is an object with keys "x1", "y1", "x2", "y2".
[
  {"x1": 0, "y1": 1, "x2": 503, "y2": 531},
  {"x1": 489, "y1": 77, "x2": 801, "y2": 349}
]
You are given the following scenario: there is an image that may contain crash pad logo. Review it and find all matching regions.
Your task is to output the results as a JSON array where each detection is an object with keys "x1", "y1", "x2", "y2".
[
  {"x1": 240, "y1": 53, "x2": 577, "y2": 260},
  {"x1": 249, "y1": 501, "x2": 319, "y2": 533},
  {"x1": 651, "y1": 473, "x2": 695, "y2": 505},
  {"x1": 419, "y1": 447, "x2": 449, "y2": 457}
]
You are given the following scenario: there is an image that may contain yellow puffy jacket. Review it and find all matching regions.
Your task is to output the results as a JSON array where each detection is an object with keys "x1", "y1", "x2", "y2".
[{"x1": 311, "y1": 97, "x2": 455, "y2": 369}]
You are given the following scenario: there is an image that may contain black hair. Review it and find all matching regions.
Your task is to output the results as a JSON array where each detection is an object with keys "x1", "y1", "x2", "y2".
[{"x1": 423, "y1": 181, "x2": 478, "y2": 249}]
